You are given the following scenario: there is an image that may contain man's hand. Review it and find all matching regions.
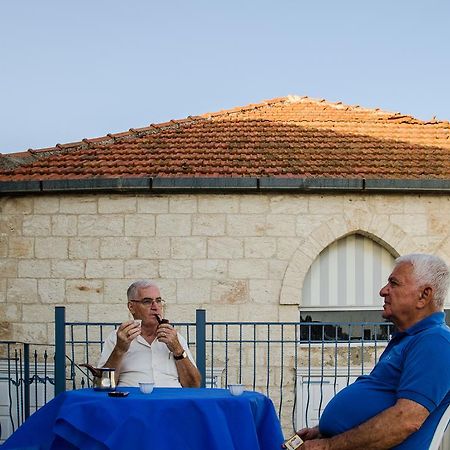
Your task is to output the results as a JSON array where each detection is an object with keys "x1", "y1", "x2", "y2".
[
  {"x1": 115, "y1": 320, "x2": 141, "y2": 353},
  {"x1": 297, "y1": 426, "x2": 322, "y2": 441},
  {"x1": 156, "y1": 322, "x2": 184, "y2": 355}
]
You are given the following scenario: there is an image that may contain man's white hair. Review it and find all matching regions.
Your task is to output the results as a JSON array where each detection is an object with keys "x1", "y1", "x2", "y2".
[
  {"x1": 395, "y1": 253, "x2": 449, "y2": 309},
  {"x1": 127, "y1": 280, "x2": 159, "y2": 301}
]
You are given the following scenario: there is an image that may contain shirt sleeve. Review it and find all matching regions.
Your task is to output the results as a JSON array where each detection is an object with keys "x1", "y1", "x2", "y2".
[
  {"x1": 398, "y1": 333, "x2": 450, "y2": 412},
  {"x1": 178, "y1": 333, "x2": 197, "y2": 367},
  {"x1": 96, "y1": 330, "x2": 118, "y2": 368}
]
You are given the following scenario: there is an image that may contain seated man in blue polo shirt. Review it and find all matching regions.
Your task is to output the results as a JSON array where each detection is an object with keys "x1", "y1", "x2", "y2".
[{"x1": 296, "y1": 253, "x2": 450, "y2": 450}]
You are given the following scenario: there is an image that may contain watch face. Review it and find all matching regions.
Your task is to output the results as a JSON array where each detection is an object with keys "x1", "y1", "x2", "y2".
[{"x1": 174, "y1": 351, "x2": 187, "y2": 360}]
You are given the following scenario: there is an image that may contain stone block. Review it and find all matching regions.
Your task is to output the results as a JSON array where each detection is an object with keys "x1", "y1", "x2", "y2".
[
  {"x1": 204, "y1": 303, "x2": 240, "y2": 321},
  {"x1": 192, "y1": 214, "x2": 225, "y2": 236},
  {"x1": 156, "y1": 214, "x2": 191, "y2": 236},
  {"x1": 85, "y1": 260, "x2": 123, "y2": 278},
  {"x1": 125, "y1": 214, "x2": 156, "y2": 236},
  {"x1": 238, "y1": 304, "x2": 279, "y2": 321},
  {"x1": 18, "y1": 259, "x2": 51, "y2": 278},
  {"x1": 244, "y1": 237, "x2": 276, "y2": 258},
  {"x1": 155, "y1": 279, "x2": 176, "y2": 302},
  {"x1": 22, "y1": 304, "x2": 54, "y2": 322},
  {"x1": 0, "y1": 236, "x2": 7, "y2": 257},
  {"x1": 8, "y1": 322, "x2": 48, "y2": 343},
  {"x1": 192, "y1": 260, "x2": 227, "y2": 279},
  {"x1": 176, "y1": 279, "x2": 211, "y2": 303},
  {"x1": 59, "y1": 196, "x2": 97, "y2": 214},
  {"x1": 164, "y1": 304, "x2": 199, "y2": 323},
  {"x1": 7, "y1": 279, "x2": 38, "y2": 303},
  {"x1": 0, "y1": 303, "x2": 21, "y2": 321},
  {"x1": 0, "y1": 278, "x2": 6, "y2": 303},
  {"x1": 38, "y1": 279, "x2": 65, "y2": 303},
  {"x1": 268, "y1": 259, "x2": 288, "y2": 280},
  {"x1": 66, "y1": 280, "x2": 103, "y2": 303},
  {"x1": 22, "y1": 215, "x2": 51, "y2": 236},
  {"x1": 239, "y1": 196, "x2": 269, "y2": 213},
  {"x1": 211, "y1": 280, "x2": 249, "y2": 304},
  {"x1": 69, "y1": 237, "x2": 100, "y2": 259},
  {"x1": 65, "y1": 304, "x2": 89, "y2": 322},
  {"x1": 124, "y1": 260, "x2": 159, "y2": 279},
  {"x1": 35, "y1": 237, "x2": 68, "y2": 258},
  {"x1": 51, "y1": 260, "x2": 84, "y2": 278},
  {"x1": 172, "y1": 237, "x2": 207, "y2": 259},
  {"x1": 198, "y1": 196, "x2": 239, "y2": 213},
  {"x1": 278, "y1": 305, "x2": 302, "y2": 322},
  {"x1": 159, "y1": 260, "x2": 192, "y2": 278},
  {"x1": 33, "y1": 196, "x2": 59, "y2": 213},
  {"x1": 269, "y1": 195, "x2": 308, "y2": 214},
  {"x1": 104, "y1": 279, "x2": 132, "y2": 303},
  {"x1": 98, "y1": 196, "x2": 137, "y2": 213},
  {"x1": 0, "y1": 215, "x2": 22, "y2": 235},
  {"x1": 208, "y1": 237, "x2": 243, "y2": 259},
  {"x1": 0, "y1": 259, "x2": 18, "y2": 277},
  {"x1": 169, "y1": 196, "x2": 198, "y2": 213},
  {"x1": 88, "y1": 304, "x2": 128, "y2": 322},
  {"x1": 309, "y1": 195, "x2": 345, "y2": 214},
  {"x1": 138, "y1": 237, "x2": 171, "y2": 259},
  {"x1": 228, "y1": 260, "x2": 268, "y2": 279},
  {"x1": 8, "y1": 237, "x2": 34, "y2": 258},
  {"x1": 137, "y1": 196, "x2": 169, "y2": 213},
  {"x1": 100, "y1": 237, "x2": 138, "y2": 258},
  {"x1": 390, "y1": 214, "x2": 428, "y2": 236},
  {"x1": 0, "y1": 197, "x2": 33, "y2": 214},
  {"x1": 51, "y1": 215, "x2": 77, "y2": 236},
  {"x1": 227, "y1": 215, "x2": 266, "y2": 236},
  {"x1": 78, "y1": 215, "x2": 123, "y2": 236},
  {"x1": 249, "y1": 280, "x2": 282, "y2": 304},
  {"x1": 370, "y1": 195, "x2": 405, "y2": 214}
]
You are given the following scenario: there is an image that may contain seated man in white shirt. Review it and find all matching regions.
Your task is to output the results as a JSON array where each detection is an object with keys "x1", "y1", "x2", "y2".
[{"x1": 97, "y1": 280, "x2": 201, "y2": 388}]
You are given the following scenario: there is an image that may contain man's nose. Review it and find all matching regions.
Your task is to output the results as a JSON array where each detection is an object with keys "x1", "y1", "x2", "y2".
[{"x1": 379, "y1": 284, "x2": 388, "y2": 297}]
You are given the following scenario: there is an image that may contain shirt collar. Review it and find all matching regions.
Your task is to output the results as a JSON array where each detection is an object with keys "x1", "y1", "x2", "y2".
[{"x1": 404, "y1": 311, "x2": 445, "y2": 335}]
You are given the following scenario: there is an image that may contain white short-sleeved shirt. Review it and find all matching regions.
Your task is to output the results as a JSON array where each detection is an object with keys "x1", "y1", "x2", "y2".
[{"x1": 96, "y1": 330, "x2": 196, "y2": 387}]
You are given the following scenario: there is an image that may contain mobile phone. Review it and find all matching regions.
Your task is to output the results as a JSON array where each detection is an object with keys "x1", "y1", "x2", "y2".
[
  {"x1": 282, "y1": 434, "x2": 304, "y2": 449},
  {"x1": 108, "y1": 391, "x2": 129, "y2": 397}
]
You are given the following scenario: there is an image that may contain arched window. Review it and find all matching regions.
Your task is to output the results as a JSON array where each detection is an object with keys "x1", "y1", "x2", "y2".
[{"x1": 301, "y1": 233, "x2": 395, "y2": 321}]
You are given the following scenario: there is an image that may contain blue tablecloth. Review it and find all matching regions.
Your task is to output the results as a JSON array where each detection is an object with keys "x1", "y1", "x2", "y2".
[{"x1": 2, "y1": 388, "x2": 284, "y2": 450}]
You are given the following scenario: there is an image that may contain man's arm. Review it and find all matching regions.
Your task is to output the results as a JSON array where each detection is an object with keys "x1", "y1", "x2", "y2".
[
  {"x1": 173, "y1": 355, "x2": 202, "y2": 387},
  {"x1": 156, "y1": 323, "x2": 201, "y2": 387},
  {"x1": 300, "y1": 398, "x2": 429, "y2": 450},
  {"x1": 101, "y1": 320, "x2": 140, "y2": 370}
]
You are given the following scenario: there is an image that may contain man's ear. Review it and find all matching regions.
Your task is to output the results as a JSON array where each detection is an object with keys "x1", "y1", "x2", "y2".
[{"x1": 418, "y1": 287, "x2": 433, "y2": 308}]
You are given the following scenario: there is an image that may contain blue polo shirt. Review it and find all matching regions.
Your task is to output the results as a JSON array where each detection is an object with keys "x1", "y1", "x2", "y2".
[{"x1": 319, "y1": 312, "x2": 450, "y2": 449}]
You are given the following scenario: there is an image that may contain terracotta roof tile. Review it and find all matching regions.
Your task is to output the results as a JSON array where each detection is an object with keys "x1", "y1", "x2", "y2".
[{"x1": 1, "y1": 96, "x2": 449, "y2": 181}]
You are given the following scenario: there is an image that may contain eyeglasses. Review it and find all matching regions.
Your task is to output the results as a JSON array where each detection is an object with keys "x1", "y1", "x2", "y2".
[{"x1": 129, "y1": 298, "x2": 165, "y2": 306}]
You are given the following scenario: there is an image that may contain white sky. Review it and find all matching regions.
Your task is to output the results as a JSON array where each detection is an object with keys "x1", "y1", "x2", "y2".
[{"x1": 1, "y1": 0, "x2": 449, "y2": 154}]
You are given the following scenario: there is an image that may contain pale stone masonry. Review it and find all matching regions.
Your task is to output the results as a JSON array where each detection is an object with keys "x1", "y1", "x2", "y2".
[{"x1": 1, "y1": 193, "x2": 449, "y2": 343}]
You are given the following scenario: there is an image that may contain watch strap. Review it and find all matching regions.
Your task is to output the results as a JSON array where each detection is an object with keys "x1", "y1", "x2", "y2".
[{"x1": 173, "y1": 350, "x2": 187, "y2": 360}]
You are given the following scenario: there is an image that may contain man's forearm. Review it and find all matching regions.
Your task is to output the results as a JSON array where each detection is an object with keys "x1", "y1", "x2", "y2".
[
  {"x1": 176, "y1": 358, "x2": 201, "y2": 387},
  {"x1": 102, "y1": 347, "x2": 126, "y2": 370},
  {"x1": 306, "y1": 399, "x2": 429, "y2": 450}
]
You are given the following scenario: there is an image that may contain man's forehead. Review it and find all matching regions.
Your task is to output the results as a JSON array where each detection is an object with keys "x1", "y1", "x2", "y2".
[
  {"x1": 138, "y1": 285, "x2": 161, "y2": 297},
  {"x1": 391, "y1": 262, "x2": 414, "y2": 280}
]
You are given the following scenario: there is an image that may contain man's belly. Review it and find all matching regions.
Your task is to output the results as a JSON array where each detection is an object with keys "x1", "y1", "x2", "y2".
[{"x1": 319, "y1": 377, "x2": 397, "y2": 436}]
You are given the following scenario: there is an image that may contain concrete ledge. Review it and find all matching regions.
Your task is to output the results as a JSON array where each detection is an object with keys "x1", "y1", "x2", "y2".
[
  {"x1": 0, "y1": 180, "x2": 41, "y2": 193},
  {"x1": 259, "y1": 178, "x2": 363, "y2": 190},
  {"x1": 365, "y1": 179, "x2": 450, "y2": 192},
  {"x1": 1, "y1": 177, "x2": 449, "y2": 195},
  {"x1": 152, "y1": 177, "x2": 258, "y2": 191}
]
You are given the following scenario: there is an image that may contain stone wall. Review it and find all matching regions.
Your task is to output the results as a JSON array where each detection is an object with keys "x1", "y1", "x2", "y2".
[{"x1": 1, "y1": 193, "x2": 449, "y2": 343}]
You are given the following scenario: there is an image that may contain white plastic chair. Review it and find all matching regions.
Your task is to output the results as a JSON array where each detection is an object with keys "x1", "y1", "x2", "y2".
[{"x1": 429, "y1": 403, "x2": 450, "y2": 450}]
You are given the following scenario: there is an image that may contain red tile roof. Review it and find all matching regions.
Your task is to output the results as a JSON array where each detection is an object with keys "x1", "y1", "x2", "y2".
[{"x1": 1, "y1": 96, "x2": 449, "y2": 181}]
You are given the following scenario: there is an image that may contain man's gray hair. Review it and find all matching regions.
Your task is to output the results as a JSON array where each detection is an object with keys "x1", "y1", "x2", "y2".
[
  {"x1": 127, "y1": 280, "x2": 159, "y2": 301},
  {"x1": 395, "y1": 253, "x2": 449, "y2": 308}
]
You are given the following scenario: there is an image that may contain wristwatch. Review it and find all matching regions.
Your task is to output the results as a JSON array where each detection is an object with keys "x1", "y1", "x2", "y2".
[{"x1": 173, "y1": 350, "x2": 187, "y2": 361}]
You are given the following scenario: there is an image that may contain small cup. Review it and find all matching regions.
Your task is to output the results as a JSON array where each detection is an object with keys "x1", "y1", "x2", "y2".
[
  {"x1": 228, "y1": 384, "x2": 244, "y2": 396},
  {"x1": 139, "y1": 382, "x2": 155, "y2": 394}
]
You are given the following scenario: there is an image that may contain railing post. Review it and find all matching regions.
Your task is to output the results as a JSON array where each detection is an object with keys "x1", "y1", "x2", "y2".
[
  {"x1": 196, "y1": 309, "x2": 206, "y2": 388},
  {"x1": 54, "y1": 306, "x2": 66, "y2": 396},
  {"x1": 23, "y1": 343, "x2": 30, "y2": 419}
]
